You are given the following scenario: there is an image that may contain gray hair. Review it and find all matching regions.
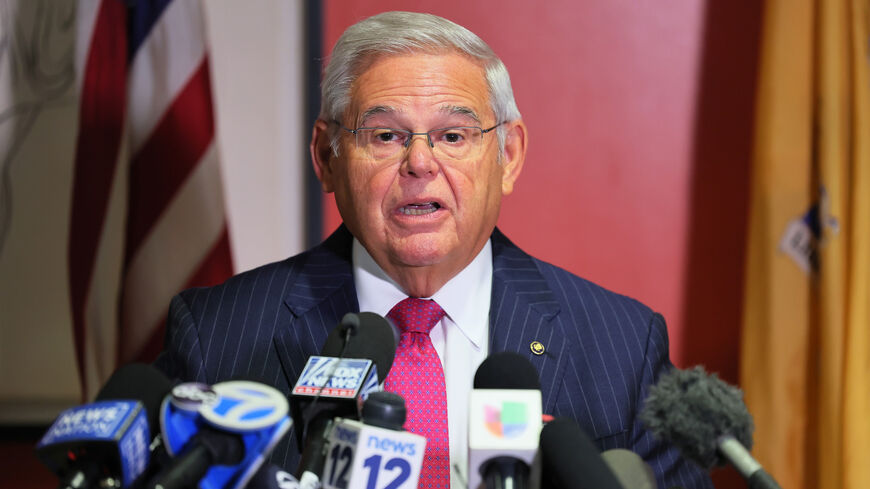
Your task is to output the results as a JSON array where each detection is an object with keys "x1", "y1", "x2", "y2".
[{"x1": 320, "y1": 11, "x2": 521, "y2": 157}]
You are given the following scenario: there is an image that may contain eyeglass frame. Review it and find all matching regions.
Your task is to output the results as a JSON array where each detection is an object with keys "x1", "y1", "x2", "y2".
[{"x1": 333, "y1": 120, "x2": 504, "y2": 155}]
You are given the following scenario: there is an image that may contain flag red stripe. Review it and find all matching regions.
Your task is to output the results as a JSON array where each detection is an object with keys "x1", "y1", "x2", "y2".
[
  {"x1": 125, "y1": 57, "x2": 215, "y2": 264},
  {"x1": 68, "y1": 0, "x2": 127, "y2": 396},
  {"x1": 127, "y1": 227, "x2": 233, "y2": 363}
]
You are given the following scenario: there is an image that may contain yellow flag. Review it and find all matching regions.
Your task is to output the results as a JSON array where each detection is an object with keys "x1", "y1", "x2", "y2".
[{"x1": 742, "y1": 0, "x2": 870, "y2": 488}]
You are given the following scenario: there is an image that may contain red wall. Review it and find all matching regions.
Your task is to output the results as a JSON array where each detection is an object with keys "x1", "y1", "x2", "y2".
[{"x1": 322, "y1": 3, "x2": 761, "y2": 484}]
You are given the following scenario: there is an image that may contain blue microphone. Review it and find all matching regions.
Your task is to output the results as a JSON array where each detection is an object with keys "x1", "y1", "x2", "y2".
[
  {"x1": 152, "y1": 379, "x2": 292, "y2": 489},
  {"x1": 35, "y1": 364, "x2": 172, "y2": 489}
]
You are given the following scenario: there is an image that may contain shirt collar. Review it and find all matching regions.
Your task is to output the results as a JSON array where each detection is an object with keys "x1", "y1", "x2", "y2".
[{"x1": 352, "y1": 238, "x2": 492, "y2": 350}]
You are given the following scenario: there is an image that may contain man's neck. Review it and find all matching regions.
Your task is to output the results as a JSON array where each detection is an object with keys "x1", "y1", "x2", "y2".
[
  {"x1": 387, "y1": 265, "x2": 460, "y2": 298},
  {"x1": 352, "y1": 238, "x2": 491, "y2": 299}
]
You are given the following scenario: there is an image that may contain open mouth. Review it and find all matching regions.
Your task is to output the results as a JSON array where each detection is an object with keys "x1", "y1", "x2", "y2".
[{"x1": 398, "y1": 202, "x2": 442, "y2": 216}]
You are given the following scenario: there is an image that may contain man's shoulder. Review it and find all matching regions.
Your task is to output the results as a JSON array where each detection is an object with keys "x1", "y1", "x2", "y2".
[
  {"x1": 491, "y1": 229, "x2": 656, "y2": 322},
  {"x1": 176, "y1": 253, "x2": 301, "y2": 306},
  {"x1": 176, "y1": 226, "x2": 355, "y2": 308}
]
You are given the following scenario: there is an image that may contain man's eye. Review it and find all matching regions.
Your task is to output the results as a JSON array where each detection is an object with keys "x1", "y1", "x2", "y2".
[
  {"x1": 437, "y1": 129, "x2": 470, "y2": 145},
  {"x1": 372, "y1": 130, "x2": 402, "y2": 143},
  {"x1": 443, "y1": 132, "x2": 464, "y2": 143}
]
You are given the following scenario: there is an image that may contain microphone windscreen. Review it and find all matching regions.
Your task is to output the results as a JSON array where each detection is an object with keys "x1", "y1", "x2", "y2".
[
  {"x1": 321, "y1": 311, "x2": 396, "y2": 381},
  {"x1": 95, "y1": 363, "x2": 172, "y2": 427},
  {"x1": 539, "y1": 417, "x2": 623, "y2": 489},
  {"x1": 601, "y1": 449, "x2": 656, "y2": 489},
  {"x1": 639, "y1": 366, "x2": 754, "y2": 469},
  {"x1": 361, "y1": 391, "x2": 406, "y2": 430},
  {"x1": 473, "y1": 351, "x2": 541, "y2": 390}
]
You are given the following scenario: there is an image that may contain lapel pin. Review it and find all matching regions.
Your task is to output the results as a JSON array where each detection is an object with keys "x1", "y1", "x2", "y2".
[{"x1": 530, "y1": 341, "x2": 545, "y2": 355}]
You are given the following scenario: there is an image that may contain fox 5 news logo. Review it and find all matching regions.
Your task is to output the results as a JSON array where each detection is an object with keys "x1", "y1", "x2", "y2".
[
  {"x1": 293, "y1": 357, "x2": 373, "y2": 398},
  {"x1": 322, "y1": 419, "x2": 425, "y2": 489}
]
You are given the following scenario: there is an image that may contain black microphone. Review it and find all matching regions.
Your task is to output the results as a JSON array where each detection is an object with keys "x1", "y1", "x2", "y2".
[
  {"x1": 539, "y1": 417, "x2": 624, "y2": 489},
  {"x1": 35, "y1": 363, "x2": 172, "y2": 489},
  {"x1": 291, "y1": 312, "x2": 396, "y2": 489},
  {"x1": 640, "y1": 366, "x2": 783, "y2": 489},
  {"x1": 469, "y1": 352, "x2": 544, "y2": 489}
]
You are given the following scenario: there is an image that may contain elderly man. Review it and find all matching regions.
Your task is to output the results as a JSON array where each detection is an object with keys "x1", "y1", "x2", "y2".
[{"x1": 156, "y1": 11, "x2": 713, "y2": 489}]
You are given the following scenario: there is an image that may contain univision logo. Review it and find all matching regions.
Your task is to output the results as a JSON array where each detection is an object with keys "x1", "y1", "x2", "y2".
[{"x1": 483, "y1": 402, "x2": 528, "y2": 438}]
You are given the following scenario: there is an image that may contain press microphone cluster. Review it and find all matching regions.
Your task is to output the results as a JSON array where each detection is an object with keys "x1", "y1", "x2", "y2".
[{"x1": 35, "y1": 311, "x2": 405, "y2": 489}]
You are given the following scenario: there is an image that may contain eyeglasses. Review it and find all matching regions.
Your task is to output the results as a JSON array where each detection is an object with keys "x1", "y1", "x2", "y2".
[{"x1": 336, "y1": 121, "x2": 503, "y2": 161}]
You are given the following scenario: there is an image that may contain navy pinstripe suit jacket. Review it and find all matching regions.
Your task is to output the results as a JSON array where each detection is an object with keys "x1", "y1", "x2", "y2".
[{"x1": 155, "y1": 225, "x2": 713, "y2": 489}]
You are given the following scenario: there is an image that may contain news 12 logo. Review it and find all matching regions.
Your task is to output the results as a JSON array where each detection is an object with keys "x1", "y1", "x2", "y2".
[
  {"x1": 484, "y1": 402, "x2": 529, "y2": 438},
  {"x1": 322, "y1": 419, "x2": 425, "y2": 489},
  {"x1": 293, "y1": 357, "x2": 374, "y2": 398}
]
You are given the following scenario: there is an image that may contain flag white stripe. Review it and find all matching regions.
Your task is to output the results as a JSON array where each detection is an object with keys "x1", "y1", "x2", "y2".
[
  {"x1": 127, "y1": 0, "x2": 206, "y2": 154},
  {"x1": 121, "y1": 142, "x2": 224, "y2": 355},
  {"x1": 82, "y1": 132, "x2": 129, "y2": 401},
  {"x1": 74, "y1": 0, "x2": 101, "y2": 93}
]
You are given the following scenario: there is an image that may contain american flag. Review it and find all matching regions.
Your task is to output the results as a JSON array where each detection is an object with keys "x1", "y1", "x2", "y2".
[{"x1": 70, "y1": 0, "x2": 232, "y2": 399}]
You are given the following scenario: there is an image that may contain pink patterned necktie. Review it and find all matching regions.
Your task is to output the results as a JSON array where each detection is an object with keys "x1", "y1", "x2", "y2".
[{"x1": 384, "y1": 298, "x2": 450, "y2": 489}]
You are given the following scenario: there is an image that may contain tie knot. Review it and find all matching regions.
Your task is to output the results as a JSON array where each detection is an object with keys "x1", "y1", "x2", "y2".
[{"x1": 387, "y1": 298, "x2": 445, "y2": 334}]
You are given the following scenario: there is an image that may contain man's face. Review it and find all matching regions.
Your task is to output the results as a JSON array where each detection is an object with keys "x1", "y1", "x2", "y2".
[{"x1": 312, "y1": 52, "x2": 525, "y2": 290}]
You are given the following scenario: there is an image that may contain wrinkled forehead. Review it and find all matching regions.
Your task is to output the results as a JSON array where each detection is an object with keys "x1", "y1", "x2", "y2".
[{"x1": 346, "y1": 50, "x2": 493, "y2": 126}]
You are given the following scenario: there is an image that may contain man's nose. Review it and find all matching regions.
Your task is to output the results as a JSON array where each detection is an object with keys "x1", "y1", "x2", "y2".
[{"x1": 400, "y1": 135, "x2": 438, "y2": 177}]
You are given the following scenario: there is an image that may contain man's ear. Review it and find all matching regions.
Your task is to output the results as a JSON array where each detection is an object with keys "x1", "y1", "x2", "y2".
[
  {"x1": 310, "y1": 119, "x2": 336, "y2": 193},
  {"x1": 500, "y1": 119, "x2": 527, "y2": 196}
]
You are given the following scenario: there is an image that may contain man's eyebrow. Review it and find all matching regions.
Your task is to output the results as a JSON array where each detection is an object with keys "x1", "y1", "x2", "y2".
[
  {"x1": 440, "y1": 105, "x2": 481, "y2": 123},
  {"x1": 358, "y1": 105, "x2": 482, "y2": 126},
  {"x1": 359, "y1": 106, "x2": 396, "y2": 125}
]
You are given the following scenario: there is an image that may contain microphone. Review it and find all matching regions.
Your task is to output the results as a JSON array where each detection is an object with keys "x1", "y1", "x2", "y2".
[
  {"x1": 468, "y1": 352, "x2": 544, "y2": 489},
  {"x1": 291, "y1": 312, "x2": 397, "y2": 488},
  {"x1": 538, "y1": 417, "x2": 624, "y2": 489},
  {"x1": 640, "y1": 366, "x2": 783, "y2": 489},
  {"x1": 35, "y1": 363, "x2": 172, "y2": 489},
  {"x1": 600, "y1": 449, "x2": 656, "y2": 489},
  {"x1": 152, "y1": 379, "x2": 292, "y2": 489},
  {"x1": 320, "y1": 392, "x2": 426, "y2": 489}
]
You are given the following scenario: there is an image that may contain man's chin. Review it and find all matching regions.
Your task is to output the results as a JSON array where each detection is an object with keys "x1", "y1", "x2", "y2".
[{"x1": 388, "y1": 237, "x2": 455, "y2": 269}]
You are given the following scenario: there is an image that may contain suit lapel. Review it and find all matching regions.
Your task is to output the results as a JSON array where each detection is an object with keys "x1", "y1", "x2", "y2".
[
  {"x1": 272, "y1": 226, "x2": 360, "y2": 389},
  {"x1": 488, "y1": 229, "x2": 568, "y2": 415}
]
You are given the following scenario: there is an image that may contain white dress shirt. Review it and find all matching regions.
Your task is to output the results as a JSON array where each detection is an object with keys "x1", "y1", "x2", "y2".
[{"x1": 352, "y1": 238, "x2": 492, "y2": 488}]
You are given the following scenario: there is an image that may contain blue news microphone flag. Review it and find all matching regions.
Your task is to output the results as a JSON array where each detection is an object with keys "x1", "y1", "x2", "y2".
[{"x1": 35, "y1": 364, "x2": 172, "y2": 489}]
